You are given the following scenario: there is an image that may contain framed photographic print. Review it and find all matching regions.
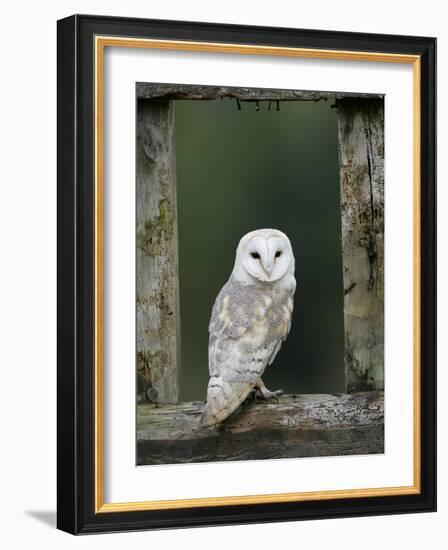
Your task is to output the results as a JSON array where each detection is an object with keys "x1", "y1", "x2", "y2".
[{"x1": 57, "y1": 14, "x2": 436, "y2": 534}]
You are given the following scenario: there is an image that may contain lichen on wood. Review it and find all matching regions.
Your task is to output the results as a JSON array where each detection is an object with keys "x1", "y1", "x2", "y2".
[
  {"x1": 136, "y1": 99, "x2": 180, "y2": 404},
  {"x1": 337, "y1": 98, "x2": 384, "y2": 392}
]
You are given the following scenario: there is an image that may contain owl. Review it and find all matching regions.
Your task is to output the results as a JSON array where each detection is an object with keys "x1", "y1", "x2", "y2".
[{"x1": 200, "y1": 228, "x2": 296, "y2": 427}]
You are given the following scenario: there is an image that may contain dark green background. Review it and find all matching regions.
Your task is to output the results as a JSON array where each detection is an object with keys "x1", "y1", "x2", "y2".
[{"x1": 175, "y1": 99, "x2": 345, "y2": 402}]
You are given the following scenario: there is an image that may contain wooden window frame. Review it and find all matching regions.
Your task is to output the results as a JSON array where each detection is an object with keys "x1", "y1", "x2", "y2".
[{"x1": 135, "y1": 83, "x2": 385, "y2": 464}]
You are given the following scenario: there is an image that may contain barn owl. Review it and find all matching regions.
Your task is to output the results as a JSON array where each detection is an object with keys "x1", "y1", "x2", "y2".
[{"x1": 200, "y1": 229, "x2": 296, "y2": 427}]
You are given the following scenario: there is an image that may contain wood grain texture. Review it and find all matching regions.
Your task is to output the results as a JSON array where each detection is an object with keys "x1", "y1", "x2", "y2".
[
  {"x1": 337, "y1": 98, "x2": 384, "y2": 393},
  {"x1": 136, "y1": 99, "x2": 180, "y2": 404},
  {"x1": 137, "y1": 82, "x2": 383, "y2": 102},
  {"x1": 137, "y1": 392, "x2": 384, "y2": 464}
]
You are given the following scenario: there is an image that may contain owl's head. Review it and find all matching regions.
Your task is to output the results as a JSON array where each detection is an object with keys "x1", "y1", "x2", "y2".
[{"x1": 233, "y1": 229, "x2": 295, "y2": 284}]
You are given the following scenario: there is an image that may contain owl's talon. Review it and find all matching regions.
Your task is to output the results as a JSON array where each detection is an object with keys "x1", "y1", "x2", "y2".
[
  {"x1": 251, "y1": 389, "x2": 261, "y2": 400},
  {"x1": 269, "y1": 389, "x2": 284, "y2": 402},
  {"x1": 255, "y1": 378, "x2": 284, "y2": 402},
  {"x1": 258, "y1": 386, "x2": 283, "y2": 402}
]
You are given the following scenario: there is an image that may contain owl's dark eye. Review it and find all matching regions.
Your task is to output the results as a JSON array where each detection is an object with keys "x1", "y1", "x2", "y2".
[
  {"x1": 251, "y1": 252, "x2": 260, "y2": 259},
  {"x1": 275, "y1": 250, "x2": 282, "y2": 258}
]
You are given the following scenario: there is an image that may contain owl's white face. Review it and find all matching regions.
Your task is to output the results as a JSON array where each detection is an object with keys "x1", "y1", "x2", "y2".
[{"x1": 234, "y1": 229, "x2": 295, "y2": 283}]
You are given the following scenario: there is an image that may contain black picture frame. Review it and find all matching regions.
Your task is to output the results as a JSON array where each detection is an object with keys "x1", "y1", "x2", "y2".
[{"x1": 57, "y1": 14, "x2": 436, "y2": 534}]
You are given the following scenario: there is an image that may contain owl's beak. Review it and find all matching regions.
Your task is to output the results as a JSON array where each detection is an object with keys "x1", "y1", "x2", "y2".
[{"x1": 264, "y1": 261, "x2": 273, "y2": 276}]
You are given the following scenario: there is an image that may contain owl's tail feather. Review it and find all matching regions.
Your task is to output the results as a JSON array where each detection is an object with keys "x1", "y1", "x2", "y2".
[{"x1": 200, "y1": 380, "x2": 253, "y2": 428}]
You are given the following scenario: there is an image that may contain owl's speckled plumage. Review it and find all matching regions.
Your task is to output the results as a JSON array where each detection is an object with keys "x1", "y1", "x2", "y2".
[{"x1": 201, "y1": 229, "x2": 296, "y2": 427}]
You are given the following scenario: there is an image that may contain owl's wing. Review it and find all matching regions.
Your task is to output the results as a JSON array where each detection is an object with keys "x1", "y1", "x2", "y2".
[
  {"x1": 207, "y1": 283, "x2": 267, "y2": 379},
  {"x1": 207, "y1": 288, "x2": 250, "y2": 343},
  {"x1": 267, "y1": 294, "x2": 294, "y2": 366},
  {"x1": 201, "y1": 336, "x2": 278, "y2": 427},
  {"x1": 201, "y1": 283, "x2": 290, "y2": 427}
]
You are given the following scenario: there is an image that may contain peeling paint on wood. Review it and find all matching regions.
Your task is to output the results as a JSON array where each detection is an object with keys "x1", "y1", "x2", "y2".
[
  {"x1": 136, "y1": 99, "x2": 180, "y2": 404},
  {"x1": 137, "y1": 392, "x2": 384, "y2": 464},
  {"x1": 337, "y1": 98, "x2": 384, "y2": 392}
]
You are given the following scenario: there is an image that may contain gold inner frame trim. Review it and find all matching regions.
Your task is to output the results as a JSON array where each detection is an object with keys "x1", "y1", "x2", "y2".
[{"x1": 94, "y1": 35, "x2": 421, "y2": 514}]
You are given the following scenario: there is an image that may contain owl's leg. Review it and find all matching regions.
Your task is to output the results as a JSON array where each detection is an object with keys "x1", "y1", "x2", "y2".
[{"x1": 255, "y1": 379, "x2": 283, "y2": 401}]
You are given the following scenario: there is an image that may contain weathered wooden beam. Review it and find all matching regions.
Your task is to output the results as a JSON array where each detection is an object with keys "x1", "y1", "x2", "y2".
[
  {"x1": 137, "y1": 392, "x2": 384, "y2": 464},
  {"x1": 337, "y1": 98, "x2": 384, "y2": 393},
  {"x1": 137, "y1": 82, "x2": 383, "y2": 102},
  {"x1": 136, "y1": 99, "x2": 180, "y2": 404}
]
